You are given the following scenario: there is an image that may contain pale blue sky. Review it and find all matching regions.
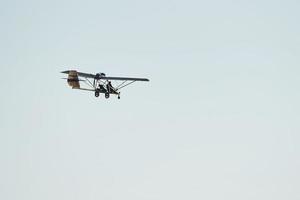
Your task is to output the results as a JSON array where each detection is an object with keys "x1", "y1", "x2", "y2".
[{"x1": 1, "y1": 0, "x2": 300, "y2": 199}]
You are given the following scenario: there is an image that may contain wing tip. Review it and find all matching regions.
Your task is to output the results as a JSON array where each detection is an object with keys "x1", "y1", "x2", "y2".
[
  {"x1": 61, "y1": 70, "x2": 69, "y2": 74},
  {"x1": 61, "y1": 70, "x2": 78, "y2": 74}
]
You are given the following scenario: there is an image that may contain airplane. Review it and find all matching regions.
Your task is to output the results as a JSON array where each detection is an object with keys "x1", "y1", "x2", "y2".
[{"x1": 61, "y1": 70, "x2": 149, "y2": 99}]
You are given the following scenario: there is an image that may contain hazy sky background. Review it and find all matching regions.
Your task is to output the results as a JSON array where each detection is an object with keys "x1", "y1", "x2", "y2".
[{"x1": 1, "y1": 0, "x2": 300, "y2": 199}]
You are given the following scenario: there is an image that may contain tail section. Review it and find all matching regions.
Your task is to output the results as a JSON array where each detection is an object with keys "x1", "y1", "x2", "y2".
[{"x1": 67, "y1": 70, "x2": 80, "y2": 89}]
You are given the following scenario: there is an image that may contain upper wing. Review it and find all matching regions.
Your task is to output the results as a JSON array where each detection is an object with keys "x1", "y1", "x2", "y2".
[
  {"x1": 61, "y1": 70, "x2": 96, "y2": 79},
  {"x1": 62, "y1": 70, "x2": 149, "y2": 82},
  {"x1": 101, "y1": 76, "x2": 149, "y2": 82},
  {"x1": 77, "y1": 72, "x2": 96, "y2": 79}
]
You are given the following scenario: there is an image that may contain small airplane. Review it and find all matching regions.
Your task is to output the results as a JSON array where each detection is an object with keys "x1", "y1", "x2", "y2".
[{"x1": 61, "y1": 70, "x2": 149, "y2": 99}]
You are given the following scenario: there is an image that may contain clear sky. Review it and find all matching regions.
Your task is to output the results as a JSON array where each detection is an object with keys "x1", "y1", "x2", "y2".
[{"x1": 1, "y1": 0, "x2": 300, "y2": 199}]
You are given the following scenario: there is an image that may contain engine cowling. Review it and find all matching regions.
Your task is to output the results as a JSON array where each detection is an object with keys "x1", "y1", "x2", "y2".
[{"x1": 95, "y1": 73, "x2": 106, "y2": 79}]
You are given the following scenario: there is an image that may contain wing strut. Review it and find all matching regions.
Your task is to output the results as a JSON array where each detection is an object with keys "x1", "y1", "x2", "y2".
[{"x1": 115, "y1": 80, "x2": 136, "y2": 90}]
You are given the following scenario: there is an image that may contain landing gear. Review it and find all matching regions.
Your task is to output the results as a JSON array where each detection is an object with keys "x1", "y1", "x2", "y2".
[
  {"x1": 94, "y1": 80, "x2": 122, "y2": 99},
  {"x1": 95, "y1": 91, "x2": 99, "y2": 97}
]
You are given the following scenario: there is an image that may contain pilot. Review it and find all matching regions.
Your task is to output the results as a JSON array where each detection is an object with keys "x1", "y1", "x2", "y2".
[
  {"x1": 106, "y1": 81, "x2": 112, "y2": 92},
  {"x1": 99, "y1": 83, "x2": 106, "y2": 92}
]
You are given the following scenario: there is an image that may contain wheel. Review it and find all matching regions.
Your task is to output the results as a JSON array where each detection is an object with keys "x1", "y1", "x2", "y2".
[
  {"x1": 95, "y1": 91, "x2": 99, "y2": 97},
  {"x1": 105, "y1": 93, "x2": 110, "y2": 99},
  {"x1": 118, "y1": 96, "x2": 120, "y2": 99}
]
